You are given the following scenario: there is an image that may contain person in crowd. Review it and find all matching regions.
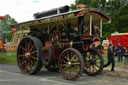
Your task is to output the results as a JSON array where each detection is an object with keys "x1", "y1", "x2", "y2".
[
  {"x1": 124, "y1": 47, "x2": 128, "y2": 65},
  {"x1": 116, "y1": 43, "x2": 124, "y2": 62},
  {"x1": 104, "y1": 44, "x2": 115, "y2": 71}
]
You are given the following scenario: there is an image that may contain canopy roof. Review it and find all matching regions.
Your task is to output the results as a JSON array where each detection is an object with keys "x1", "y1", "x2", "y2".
[{"x1": 11, "y1": 8, "x2": 111, "y2": 29}]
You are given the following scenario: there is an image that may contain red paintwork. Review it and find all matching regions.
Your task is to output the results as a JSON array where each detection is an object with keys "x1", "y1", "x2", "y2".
[
  {"x1": 109, "y1": 34, "x2": 128, "y2": 47},
  {"x1": 45, "y1": 41, "x2": 52, "y2": 47}
]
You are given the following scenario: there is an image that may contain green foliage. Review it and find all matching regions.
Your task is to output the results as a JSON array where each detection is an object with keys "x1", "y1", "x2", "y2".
[{"x1": 70, "y1": 0, "x2": 128, "y2": 40}]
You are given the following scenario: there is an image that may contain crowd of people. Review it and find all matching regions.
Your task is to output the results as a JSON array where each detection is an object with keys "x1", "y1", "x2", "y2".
[
  {"x1": 116, "y1": 43, "x2": 128, "y2": 65},
  {"x1": 104, "y1": 43, "x2": 128, "y2": 71}
]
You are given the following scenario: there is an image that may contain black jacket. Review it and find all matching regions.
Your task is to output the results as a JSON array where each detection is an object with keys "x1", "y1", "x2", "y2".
[{"x1": 108, "y1": 47, "x2": 114, "y2": 61}]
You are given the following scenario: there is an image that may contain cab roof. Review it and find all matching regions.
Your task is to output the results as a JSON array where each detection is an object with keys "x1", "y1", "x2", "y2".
[{"x1": 11, "y1": 8, "x2": 111, "y2": 29}]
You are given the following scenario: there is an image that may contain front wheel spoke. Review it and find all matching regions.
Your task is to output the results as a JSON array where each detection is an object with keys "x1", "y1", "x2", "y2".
[
  {"x1": 62, "y1": 64, "x2": 69, "y2": 67},
  {"x1": 85, "y1": 57, "x2": 89, "y2": 61},
  {"x1": 86, "y1": 67, "x2": 89, "y2": 72},
  {"x1": 71, "y1": 55, "x2": 76, "y2": 61},
  {"x1": 72, "y1": 62, "x2": 80, "y2": 65},
  {"x1": 89, "y1": 66, "x2": 91, "y2": 73},
  {"x1": 63, "y1": 60, "x2": 68, "y2": 64},
  {"x1": 88, "y1": 53, "x2": 91, "y2": 60},
  {"x1": 66, "y1": 53, "x2": 70, "y2": 61},
  {"x1": 64, "y1": 55, "x2": 70, "y2": 61},
  {"x1": 90, "y1": 65, "x2": 93, "y2": 73},
  {"x1": 94, "y1": 57, "x2": 100, "y2": 61},
  {"x1": 94, "y1": 64, "x2": 100, "y2": 68},
  {"x1": 91, "y1": 65, "x2": 94, "y2": 73},
  {"x1": 96, "y1": 61, "x2": 101, "y2": 64},
  {"x1": 92, "y1": 55, "x2": 96, "y2": 60},
  {"x1": 92, "y1": 65, "x2": 98, "y2": 72}
]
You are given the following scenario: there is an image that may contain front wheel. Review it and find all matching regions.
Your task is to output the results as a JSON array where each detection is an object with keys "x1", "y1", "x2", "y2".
[
  {"x1": 84, "y1": 48, "x2": 104, "y2": 76},
  {"x1": 59, "y1": 48, "x2": 84, "y2": 80}
]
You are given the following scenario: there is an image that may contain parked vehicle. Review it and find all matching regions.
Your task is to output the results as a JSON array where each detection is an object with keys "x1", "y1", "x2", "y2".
[
  {"x1": 109, "y1": 33, "x2": 128, "y2": 54},
  {"x1": 11, "y1": 5, "x2": 111, "y2": 80}
]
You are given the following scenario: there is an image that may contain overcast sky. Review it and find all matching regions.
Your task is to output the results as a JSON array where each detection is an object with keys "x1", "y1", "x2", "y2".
[{"x1": 0, "y1": 0, "x2": 75, "y2": 23}]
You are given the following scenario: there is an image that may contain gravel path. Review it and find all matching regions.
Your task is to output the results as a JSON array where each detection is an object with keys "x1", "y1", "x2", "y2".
[{"x1": 0, "y1": 64, "x2": 128, "y2": 85}]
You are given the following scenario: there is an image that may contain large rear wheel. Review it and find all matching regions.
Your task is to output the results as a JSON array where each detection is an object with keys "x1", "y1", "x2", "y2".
[
  {"x1": 17, "y1": 36, "x2": 43, "y2": 74},
  {"x1": 59, "y1": 48, "x2": 84, "y2": 80},
  {"x1": 84, "y1": 48, "x2": 104, "y2": 76}
]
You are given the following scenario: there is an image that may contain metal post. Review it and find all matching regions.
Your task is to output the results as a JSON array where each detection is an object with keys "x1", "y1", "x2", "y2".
[
  {"x1": 78, "y1": 16, "x2": 84, "y2": 36},
  {"x1": 90, "y1": 16, "x2": 92, "y2": 36},
  {"x1": 100, "y1": 18, "x2": 102, "y2": 37},
  {"x1": 57, "y1": 9, "x2": 60, "y2": 14},
  {"x1": 22, "y1": 27, "x2": 23, "y2": 36},
  {"x1": 48, "y1": 25, "x2": 50, "y2": 34}
]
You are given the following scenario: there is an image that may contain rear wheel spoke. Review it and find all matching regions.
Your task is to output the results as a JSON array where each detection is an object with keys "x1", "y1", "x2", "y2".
[
  {"x1": 19, "y1": 54, "x2": 25, "y2": 57},
  {"x1": 30, "y1": 44, "x2": 36, "y2": 52},
  {"x1": 25, "y1": 60, "x2": 29, "y2": 70},
  {"x1": 21, "y1": 59, "x2": 27, "y2": 65},
  {"x1": 31, "y1": 56, "x2": 38, "y2": 60},
  {"x1": 28, "y1": 41, "x2": 32, "y2": 52},
  {"x1": 20, "y1": 46, "x2": 27, "y2": 52},
  {"x1": 29, "y1": 61, "x2": 33, "y2": 72},
  {"x1": 31, "y1": 51, "x2": 37, "y2": 55}
]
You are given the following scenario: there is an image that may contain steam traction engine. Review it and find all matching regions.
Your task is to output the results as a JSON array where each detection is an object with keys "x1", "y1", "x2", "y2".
[{"x1": 11, "y1": 5, "x2": 111, "y2": 80}]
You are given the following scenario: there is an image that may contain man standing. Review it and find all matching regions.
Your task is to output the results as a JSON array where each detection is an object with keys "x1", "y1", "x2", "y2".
[
  {"x1": 124, "y1": 47, "x2": 128, "y2": 65},
  {"x1": 117, "y1": 43, "x2": 124, "y2": 62},
  {"x1": 104, "y1": 44, "x2": 115, "y2": 71}
]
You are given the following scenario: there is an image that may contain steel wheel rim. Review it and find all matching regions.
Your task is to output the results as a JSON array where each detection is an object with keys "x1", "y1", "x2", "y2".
[
  {"x1": 84, "y1": 51, "x2": 102, "y2": 75},
  {"x1": 60, "y1": 50, "x2": 82, "y2": 80},
  {"x1": 17, "y1": 37, "x2": 39, "y2": 74}
]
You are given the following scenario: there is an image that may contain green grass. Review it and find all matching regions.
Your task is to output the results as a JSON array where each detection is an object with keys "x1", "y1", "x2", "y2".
[
  {"x1": 0, "y1": 50, "x2": 127, "y2": 67},
  {"x1": 0, "y1": 52, "x2": 17, "y2": 65}
]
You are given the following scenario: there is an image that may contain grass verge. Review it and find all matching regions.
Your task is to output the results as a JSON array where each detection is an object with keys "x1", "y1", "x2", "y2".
[
  {"x1": 0, "y1": 50, "x2": 127, "y2": 66},
  {"x1": 0, "y1": 52, "x2": 17, "y2": 65}
]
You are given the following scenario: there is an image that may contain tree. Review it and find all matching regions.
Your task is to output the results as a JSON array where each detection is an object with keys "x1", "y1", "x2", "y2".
[
  {"x1": 70, "y1": 0, "x2": 128, "y2": 40},
  {"x1": 0, "y1": 14, "x2": 17, "y2": 42}
]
